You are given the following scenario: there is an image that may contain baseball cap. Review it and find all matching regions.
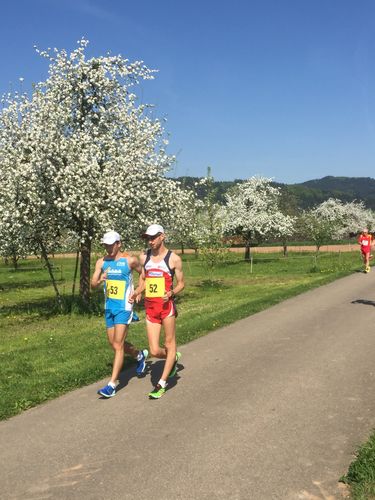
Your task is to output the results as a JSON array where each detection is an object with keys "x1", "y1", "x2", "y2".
[
  {"x1": 144, "y1": 224, "x2": 164, "y2": 237},
  {"x1": 101, "y1": 231, "x2": 121, "y2": 245}
]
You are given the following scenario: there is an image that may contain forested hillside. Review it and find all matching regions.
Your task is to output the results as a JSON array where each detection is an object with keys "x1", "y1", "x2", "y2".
[{"x1": 173, "y1": 175, "x2": 375, "y2": 210}]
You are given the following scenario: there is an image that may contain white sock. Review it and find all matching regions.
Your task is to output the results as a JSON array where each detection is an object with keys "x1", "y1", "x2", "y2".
[
  {"x1": 108, "y1": 381, "x2": 116, "y2": 388},
  {"x1": 158, "y1": 379, "x2": 167, "y2": 388},
  {"x1": 136, "y1": 351, "x2": 143, "y2": 361}
]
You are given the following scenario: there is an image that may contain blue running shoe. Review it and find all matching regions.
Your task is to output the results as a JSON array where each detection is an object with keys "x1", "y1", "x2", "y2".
[
  {"x1": 97, "y1": 384, "x2": 116, "y2": 398},
  {"x1": 132, "y1": 311, "x2": 140, "y2": 322},
  {"x1": 136, "y1": 349, "x2": 148, "y2": 377}
]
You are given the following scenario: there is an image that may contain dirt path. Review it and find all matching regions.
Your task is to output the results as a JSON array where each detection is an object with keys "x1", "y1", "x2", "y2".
[{"x1": 49, "y1": 243, "x2": 359, "y2": 259}]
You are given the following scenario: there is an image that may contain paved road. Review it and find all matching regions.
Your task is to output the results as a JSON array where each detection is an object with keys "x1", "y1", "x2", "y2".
[{"x1": 1, "y1": 271, "x2": 375, "y2": 499}]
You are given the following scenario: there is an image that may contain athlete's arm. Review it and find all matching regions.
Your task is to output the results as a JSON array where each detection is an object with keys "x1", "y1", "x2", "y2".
[
  {"x1": 91, "y1": 258, "x2": 105, "y2": 288},
  {"x1": 128, "y1": 255, "x2": 142, "y2": 274},
  {"x1": 129, "y1": 253, "x2": 146, "y2": 302},
  {"x1": 164, "y1": 253, "x2": 184, "y2": 301}
]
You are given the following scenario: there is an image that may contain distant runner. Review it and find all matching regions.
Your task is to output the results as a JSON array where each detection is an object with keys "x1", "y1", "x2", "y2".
[
  {"x1": 91, "y1": 230, "x2": 148, "y2": 398},
  {"x1": 358, "y1": 228, "x2": 373, "y2": 273},
  {"x1": 132, "y1": 224, "x2": 185, "y2": 399}
]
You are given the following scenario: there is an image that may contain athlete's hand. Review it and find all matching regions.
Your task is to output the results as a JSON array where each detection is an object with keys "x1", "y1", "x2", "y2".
[
  {"x1": 129, "y1": 291, "x2": 141, "y2": 303},
  {"x1": 163, "y1": 290, "x2": 174, "y2": 302},
  {"x1": 100, "y1": 272, "x2": 107, "y2": 283}
]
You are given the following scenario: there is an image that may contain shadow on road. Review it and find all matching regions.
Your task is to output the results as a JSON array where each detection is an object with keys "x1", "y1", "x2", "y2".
[
  {"x1": 112, "y1": 359, "x2": 184, "y2": 396},
  {"x1": 351, "y1": 299, "x2": 375, "y2": 307}
]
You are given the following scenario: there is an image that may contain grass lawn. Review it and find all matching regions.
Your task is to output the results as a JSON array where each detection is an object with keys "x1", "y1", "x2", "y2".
[
  {"x1": 343, "y1": 433, "x2": 375, "y2": 499},
  {"x1": 0, "y1": 250, "x2": 360, "y2": 420},
  {"x1": 0, "y1": 249, "x2": 373, "y2": 497}
]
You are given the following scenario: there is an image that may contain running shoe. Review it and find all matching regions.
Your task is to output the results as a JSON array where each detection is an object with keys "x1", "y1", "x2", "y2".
[
  {"x1": 168, "y1": 352, "x2": 181, "y2": 378},
  {"x1": 132, "y1": 311, "x2": 140, "y2": 322},
  {"x1": 148, "y1": 384, "x2": 166, "y2": 399},
  {"x1": 97, "y1": 384, "x2": 116, "y2": 398},
  {"x1": 136, "y1": 349, "x2": 148, "y2": 377}
]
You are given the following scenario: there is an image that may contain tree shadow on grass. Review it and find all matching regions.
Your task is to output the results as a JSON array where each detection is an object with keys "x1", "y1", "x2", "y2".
[
  {"x1": 351, "y1": 299, "x2": 375, "y2": 307},
  {"x1": 0, "y1": 295, "x2": 104, "y2": 318},
  {"x1": 0, "y1": 264, "x2": 61, "y2": 271},
  {"x1": 196, "y1": 279, "x2": 231, "y2": 290},
  {"x1": 0, "y1": 279, "x2": 64, "y2": 291},
  {"x1": 0, "y1": 298, "x2": 60, "y2": 318}
]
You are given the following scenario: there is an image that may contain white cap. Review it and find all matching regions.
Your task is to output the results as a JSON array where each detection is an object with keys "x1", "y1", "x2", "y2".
[
  {"x1": 101, "y1": 231, "x2": 121, "y2": 245},
  {"x1": 144, "y1": 224, "x2": 164, "y2": 237}
]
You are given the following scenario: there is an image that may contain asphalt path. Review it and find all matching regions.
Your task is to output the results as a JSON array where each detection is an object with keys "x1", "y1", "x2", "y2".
[{"x1": 1, "y1": 271, "x2": 375, "y2": 499}]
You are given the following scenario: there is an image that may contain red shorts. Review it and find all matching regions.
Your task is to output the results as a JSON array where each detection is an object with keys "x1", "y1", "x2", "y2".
[
  {"x1": 361, "y1": 249, "x2": 371, "y2": 255},
  {"x1": 145, "y1": 299, "x2": 177, "y2": 324}
]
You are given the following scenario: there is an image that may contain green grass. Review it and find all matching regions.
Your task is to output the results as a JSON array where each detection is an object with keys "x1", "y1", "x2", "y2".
[
  {"x1": 3, "y1": 250, "x2": 374, "y2": 496},
  {"x1": 0, "y1": 250, "x2": 361, "y2": 421},
  {"x1": 342, "y1": 432, "x2": 375, "y2": 499}
]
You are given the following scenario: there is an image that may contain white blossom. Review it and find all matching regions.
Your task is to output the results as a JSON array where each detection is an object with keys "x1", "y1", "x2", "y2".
[{"x1": 223, "y1": 176, "x2": 295, "y2": 258}]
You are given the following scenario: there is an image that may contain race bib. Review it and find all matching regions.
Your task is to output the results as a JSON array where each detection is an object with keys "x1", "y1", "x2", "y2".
[
  {"x1": 145, "y1": 277, "x2": 165, "y2": 298},
  {"x1": 106, "y1": 280, "x2": 126, "y2": 300},
  {"x1": 362, "y1": 240, "x2": 369, "y2": 246}
]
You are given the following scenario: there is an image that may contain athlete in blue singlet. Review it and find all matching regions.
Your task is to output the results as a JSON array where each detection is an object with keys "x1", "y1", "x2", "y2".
[{"x1": 91, "y1": 230, "x2": 148, "y2": 398}]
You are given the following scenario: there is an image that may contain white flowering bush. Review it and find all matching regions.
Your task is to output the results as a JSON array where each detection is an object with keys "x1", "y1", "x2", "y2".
[
  {"x1": 300, "y1": 198, "x2": 375, "y2": 251},
  {"x1": 162, "y1": 183, "x2": 202, "y2": 253},
  {"x1": 193, "y1": 172, "x2": 230, "y2": 281},
  {"x1": 314, "y1": 198, "x2": 375, "y2": 236},
  {"x1": 224, "y1": 176, "x2": 295, "y2": 259}
]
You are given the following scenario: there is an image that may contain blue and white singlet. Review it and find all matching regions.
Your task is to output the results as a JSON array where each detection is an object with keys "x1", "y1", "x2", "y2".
[{"x1": 102, "y1": 256, "x2": 133, "y2": 313}]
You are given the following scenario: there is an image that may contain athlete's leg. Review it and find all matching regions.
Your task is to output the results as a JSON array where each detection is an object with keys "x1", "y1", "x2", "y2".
[
  {"x1": 361, "y1": 252, "x2": 367, "y2": 269},
  {"x1": 106, "y1": 326, "x2": 115, "y2": 351},
  {"x1": 107, "y1": 328, "x2": 137, "y2": 355},
  {"x1": 365, "y1": 252, "x2": 370, "y2": 267},
  {"x1": 124, "y1": 341, "x2": 140, "y2": 357},
  {"x1": 146, "y1": 320, "x2": 165, "y2": 358},
  {"x1": 109, "y1": 323, "x2": 128, "y2": 385},
  {"x1": 159, "y1": 315, "x2": 177, "y2": 382}
]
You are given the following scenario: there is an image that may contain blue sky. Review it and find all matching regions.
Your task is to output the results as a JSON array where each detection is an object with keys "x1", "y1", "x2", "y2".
[{"x1": 2, "y1": 0, "x2": 375, "y2": 183}]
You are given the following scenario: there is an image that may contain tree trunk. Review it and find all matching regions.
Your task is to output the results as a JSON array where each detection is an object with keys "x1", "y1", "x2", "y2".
[
  {"x1": 79, "y1": 237, "x2": 91, "y2": 307},
  {"x1": 245, "y1": 244, "x2": 251, "y2": 261},
  {"x1": 71, "y1": 247, "x2": 80, "y2": 297},
  {"x1": 283, "y1": 244, "x2": 288, "y2": 257},
  {"x1": 39, "y1": 240, "x2": 63, "y2": 311},
  {"x1": 181, "y1": 242, "x2": 185, "y2": 255},
  {"x1": 11, "y1": 252, "x2": 18, "y2": 270}
]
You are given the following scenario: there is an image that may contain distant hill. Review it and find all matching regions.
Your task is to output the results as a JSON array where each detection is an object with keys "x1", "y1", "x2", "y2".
[
  {"x1": 298, "y1": 176, "x2": 375, "y2": 196},
  {"x1": 173, "y1": 175, "x2": 375, "y2": 210},
  {"x1": 289, "y1": 176, "x2": 375, "y2": 210}
]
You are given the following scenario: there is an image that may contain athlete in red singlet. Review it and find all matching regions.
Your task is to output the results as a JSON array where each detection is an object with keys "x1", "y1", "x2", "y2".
[
  {"x1": 358, "y1": 228, "x2": 373, "y2": 273},
  {"x1": 132, "y1": 224, "x2": 185, "y2": 399}
]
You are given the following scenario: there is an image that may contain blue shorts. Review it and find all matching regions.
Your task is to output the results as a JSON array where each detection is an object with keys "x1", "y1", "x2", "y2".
[{"x1": 105, "y1": 309, "x2": 133, "y2": 328}]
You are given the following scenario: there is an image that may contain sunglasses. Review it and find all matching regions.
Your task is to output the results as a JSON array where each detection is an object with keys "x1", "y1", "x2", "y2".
[{"x1": 146, "y1": 232, "x2": 162, "y2": 241}]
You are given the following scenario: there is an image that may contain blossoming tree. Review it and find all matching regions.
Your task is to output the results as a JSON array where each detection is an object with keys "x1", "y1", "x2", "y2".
[
  {"x1": 0, "y1": 39, "x2": 178, "y2": 305},
  {"x1": 299, "y1": 198, "x2": 375, "y2": 251},
  {"x1": 224, "y1": 176, "x2": 295, "y2": 260}
]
